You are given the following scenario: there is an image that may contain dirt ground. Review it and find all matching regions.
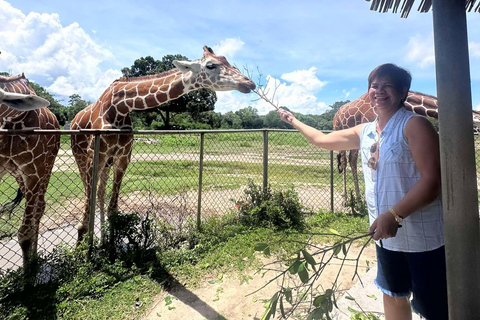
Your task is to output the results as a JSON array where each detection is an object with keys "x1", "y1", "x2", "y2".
[{"x1": 142, "y1": 243, "x2": 377, "y2": 320}]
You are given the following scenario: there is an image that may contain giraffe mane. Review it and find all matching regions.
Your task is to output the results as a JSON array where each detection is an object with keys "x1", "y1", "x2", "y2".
[
  {"x1": 408, "y1": 90, "x2": 437, "y2": 100},
  {"x1": 115, "y1": 69, "x2": 179, "y2": 82},
  {"x1": 0, "y1": 73, "x2": 26, "y2": 83}
]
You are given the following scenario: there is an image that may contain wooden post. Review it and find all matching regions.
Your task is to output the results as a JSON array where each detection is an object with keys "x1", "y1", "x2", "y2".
[{"x1": 432, "y1": 0, "x2": 480, "y2": 318}]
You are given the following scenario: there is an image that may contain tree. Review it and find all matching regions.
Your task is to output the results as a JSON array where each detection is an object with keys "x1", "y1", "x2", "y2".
[
  {"x1": 221, "y1": 111, "x2": 243, "y2": 129},
  {"x1": 235, "y1": 106, "x2": 264, "y2": 129},
  {"x1": 122, "y1": 54, "x2": 217, "y2": 129},
  {"x1": 67, "y1": 94, "x2": 89, "y2": 122},
  {"x1": 29, "y1": 82, "x2": 70, "y2": 126},
  {"x1": 121, "y1": 56, "x2": 162, "y2": 77}
]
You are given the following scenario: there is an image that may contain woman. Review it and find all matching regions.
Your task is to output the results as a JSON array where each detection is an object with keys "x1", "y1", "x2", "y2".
[{"x1": 277, "y1": 63, "x2": 448, "y2": 320}]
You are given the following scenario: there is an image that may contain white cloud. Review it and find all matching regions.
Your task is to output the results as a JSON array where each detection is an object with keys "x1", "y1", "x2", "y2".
[
  {"x1": 216, "y1": 69, "x2": 330, "y2": 115},
  {"x1": 213, "y1": 38, "x2": 245, "y2": 58},
  {"x1": 405, "y1": 33, "x2": 435, "y2": 68},
  {"x1": 0, "y1": 0, "x2": 121, "y2": 101},
  {"x1": 281, "y1": 67, "x2": 328, "y2": 91}
]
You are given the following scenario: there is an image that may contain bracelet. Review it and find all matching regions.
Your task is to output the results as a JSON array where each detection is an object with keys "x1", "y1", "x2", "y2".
[{"x1": 389, "y1": 208, "x2": 404, "y2": 223}]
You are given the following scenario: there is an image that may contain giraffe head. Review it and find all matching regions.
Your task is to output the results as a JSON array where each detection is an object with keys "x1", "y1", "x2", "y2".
[
  {"x1": 0, "y1": 88, "x2": 50, "y2": 111},
  {"x1": 173, "y1": 46, "x2": 256, "y2": 94},
  {"x1": 0, "y1": 74, "x2": 50, "y2": 111}
]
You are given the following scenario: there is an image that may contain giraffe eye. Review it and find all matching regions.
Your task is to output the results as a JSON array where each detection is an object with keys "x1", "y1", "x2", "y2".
[{"x1": 206, "y1": 64, "x2": 216, "y2": 70}]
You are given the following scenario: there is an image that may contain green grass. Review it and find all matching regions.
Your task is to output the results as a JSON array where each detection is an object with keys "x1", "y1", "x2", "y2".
[
  {"x1": 0, "y1": 210, "x2": 370, "y2": 320},
  {"x1": 56, "y1": 276, "x2": 162, "y2": 320}
]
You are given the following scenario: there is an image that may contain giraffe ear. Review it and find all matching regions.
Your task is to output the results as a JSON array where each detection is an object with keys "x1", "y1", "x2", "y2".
[
  {"x1": 0, "y1": 88, "x2": 50, "y2": 110},
  {"x1": 173, "y1": 60, "x2": 200, "y2": 73}
]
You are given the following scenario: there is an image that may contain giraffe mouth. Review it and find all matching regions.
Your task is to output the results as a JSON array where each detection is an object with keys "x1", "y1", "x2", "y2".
[{"x1": 238, "y1": 82, "x2": 256, "y2": 94}]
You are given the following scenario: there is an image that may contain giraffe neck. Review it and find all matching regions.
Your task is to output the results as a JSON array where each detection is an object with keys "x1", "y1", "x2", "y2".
[
  {"x1": 111, "y1": 69, "x2": 200, "y2": 113},
  {"x1": 404, "y1": 92, "x2": 438, "y2": 119}
]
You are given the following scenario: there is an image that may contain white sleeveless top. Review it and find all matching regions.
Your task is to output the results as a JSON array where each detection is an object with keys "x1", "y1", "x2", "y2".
[{"x1": 360, "y1": 107, "x2": 444, "y2": 252}]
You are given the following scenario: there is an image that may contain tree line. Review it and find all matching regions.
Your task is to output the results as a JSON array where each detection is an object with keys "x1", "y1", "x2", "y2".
[{"x1": 1, "y1": 53, "x2": 349, "y2": 131}]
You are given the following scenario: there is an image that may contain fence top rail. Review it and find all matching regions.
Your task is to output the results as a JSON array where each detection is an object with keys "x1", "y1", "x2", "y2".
[{"x1": 0, "y1": 128, "x2": 333, "y2": 135}]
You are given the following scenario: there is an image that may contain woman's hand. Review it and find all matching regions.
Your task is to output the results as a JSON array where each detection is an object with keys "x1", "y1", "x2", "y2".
[
  {"x1": 369, "y1": 211, "x2": 400, "y2": 240},
  {"x1": 277, "y1": 108, "x2": 295, "y2": 124}
]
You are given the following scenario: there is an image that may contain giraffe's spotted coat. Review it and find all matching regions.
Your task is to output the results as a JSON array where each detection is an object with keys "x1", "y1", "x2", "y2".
[
  {"x1": 70, "y1": 46, "x2": 255, "y2": 242},
  {"x1": 0, "y1": 74, "x2": 60, "y2": 268}
]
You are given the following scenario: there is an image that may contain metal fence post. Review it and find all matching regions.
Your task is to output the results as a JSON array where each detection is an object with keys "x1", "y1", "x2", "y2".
[
  {"x1": 88, "y1": 133, "x2": 101, "y2": 251},
  {"x1": 330, "y1": 150, "x2": 334, "y2": 213},
  {"x1": 263, "y1": 130, "x2": 269, "y2": 191},
  {"x1": 197, "y1": 132, "x2": 205, "y2": 230}
]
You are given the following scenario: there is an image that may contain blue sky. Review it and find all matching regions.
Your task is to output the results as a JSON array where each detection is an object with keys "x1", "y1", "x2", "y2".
[{"x1": 1, "y1": 0, "x2": 480, "y2": 115}]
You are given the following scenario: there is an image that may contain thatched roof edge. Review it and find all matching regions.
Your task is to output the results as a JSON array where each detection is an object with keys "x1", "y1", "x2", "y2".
[{"x1": 365, "y1": 0, "x2": 479, "y2": 18}]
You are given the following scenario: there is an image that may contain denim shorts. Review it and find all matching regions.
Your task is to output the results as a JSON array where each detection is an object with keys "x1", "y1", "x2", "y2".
[{"x1": 375, "y1": 245, "x2": 448, "y2": 320}]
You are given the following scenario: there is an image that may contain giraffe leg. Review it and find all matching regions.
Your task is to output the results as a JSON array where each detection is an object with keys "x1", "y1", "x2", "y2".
[
  {"x1": 107, "y1": 154, "x2": 131, "y2": 218},
  {"x1": 77, "y1": 161, "x2": 92, "y2": 243},
  {"x1": 97, "y1": 165, "x2": 111, "y2": 245},
  {"x1": 349, "y1": 150, "x2": 360, "y2": 199},
  {"x1": 17, "y1": 176, "x2": 47, "y2": 272},
  {"x1": 338, "y1": 151, "x2": 348, "y2": 200},
  {"x1": 77, "y1": 155, "x2": 110, "y2": 244}
]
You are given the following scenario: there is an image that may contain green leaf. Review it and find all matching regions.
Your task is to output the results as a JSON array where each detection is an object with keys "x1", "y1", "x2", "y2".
[
  {"x1": 298, "y1": 262, "x2": 309, "y2": 283},
  {"x1": 260, "y1": 309, "x2": 272, "y2": 320},
  {"x1": 255, "y1": 243, "x2": 269, "y2": 251},
  {"x1": 345, "y1": 295, "x2": 356, "y2": 301},
  {"x1": 288, "y1": 259, "x2": 302, "y2": 274},
  {"x1": 284, "y1": 288, "x2": 293, "y2": 304},
  {"x1": 333, "y1": 243, "x2": 342, "y2": 257},
  {"x1": 329, "y1": 228, "x2": 340, "y2": 235},
  {"x1": 279, "y1": 297, "x2": 285, "y2": 317},
  {"x1": 342, "y1": 243, "x2": 347, "y2": 256},
  {"x1": 306, "y1": 307, "x2": 324, "y2": 320},
  {"x1": 313, "y1": 294, "x2": 326, "y2": 307},
  {"x1": 348, "y1": 306, "x2": 359, "y2": 313},
  {"x1": 367, "y1": 293, "x2": 377, "y2": 300},
  {"x1": 270, "y1": 293, "x2": 278, "y2": 318},
  {"x1": 302, "y1": 249, "x2": 316, "y2": 267}
]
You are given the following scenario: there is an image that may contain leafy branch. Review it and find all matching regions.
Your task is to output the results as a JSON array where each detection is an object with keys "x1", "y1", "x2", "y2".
[
  {"x1": 243, "y1": 65, "x2": 282, "y2": 111},
  {"x1": 252, "y1": 231, "x2": 374, "y2": 320}
]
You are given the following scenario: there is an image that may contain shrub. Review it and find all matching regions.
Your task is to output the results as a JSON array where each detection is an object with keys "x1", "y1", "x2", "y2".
[{"x1": 235, "y1": 181, "x2": 308, "y2": 230}]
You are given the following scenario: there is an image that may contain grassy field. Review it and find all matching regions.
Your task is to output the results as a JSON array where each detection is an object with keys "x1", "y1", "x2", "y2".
[{"x1": 1, "y1": 131, "x2": 356, "y2": 237}]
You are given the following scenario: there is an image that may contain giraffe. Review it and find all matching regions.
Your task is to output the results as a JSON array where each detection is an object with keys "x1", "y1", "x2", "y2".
[
  {"x1": 333, "y1": 91, "x2": 480, "y2": 199},
  {"x1": 71, "y1": 46, "x2": 256, "y2": 242},
  {"x1": 0, "y1": 73, "x2": 60, "y2": 270}
]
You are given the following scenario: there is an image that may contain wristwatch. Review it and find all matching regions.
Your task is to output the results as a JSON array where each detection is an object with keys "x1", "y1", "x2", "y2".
[{"x1": 389, "y1": 208, "x2": 404, "y2": 223}]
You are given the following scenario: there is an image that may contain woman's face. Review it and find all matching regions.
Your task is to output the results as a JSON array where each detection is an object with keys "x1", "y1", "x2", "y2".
[{"x1": 368, "y1": 76, "x2": 406, "y2": 112}]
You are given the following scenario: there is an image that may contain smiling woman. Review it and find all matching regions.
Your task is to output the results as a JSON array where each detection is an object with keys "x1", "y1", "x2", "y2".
[{"x1": 277, "y1": 63, "x2": 448, "y2": 320}]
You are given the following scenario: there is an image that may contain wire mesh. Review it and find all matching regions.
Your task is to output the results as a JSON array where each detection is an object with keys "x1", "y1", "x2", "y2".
[{"x1": 1, "y1": 129, "x2": 466, "y2": 272}]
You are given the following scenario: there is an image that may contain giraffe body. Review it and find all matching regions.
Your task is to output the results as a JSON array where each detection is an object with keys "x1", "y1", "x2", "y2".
[
  {"x1": 333, "y1": 91, "x2": 480, "y2": 199},
  {"x1": 71, "y1": 46, "x2": 255, "y2": 242},
  {"x1": 0, "y1": 74, "x2": 60, "y2": 269}
]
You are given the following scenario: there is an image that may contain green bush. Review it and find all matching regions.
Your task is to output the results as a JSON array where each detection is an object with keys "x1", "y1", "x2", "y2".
[{"x1": 235, "y1": 181, "x2": 308, "y2": 230}]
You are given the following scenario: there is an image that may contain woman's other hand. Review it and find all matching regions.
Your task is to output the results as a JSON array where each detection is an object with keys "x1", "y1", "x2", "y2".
[{"x1": 369, "y1": 211, "x2": 400, "y2": 240}]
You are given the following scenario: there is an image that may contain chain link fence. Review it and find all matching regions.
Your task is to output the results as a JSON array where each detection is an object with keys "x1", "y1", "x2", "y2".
[{"x1": 1, "y1": 129, "x2": 468, "y2": 272}]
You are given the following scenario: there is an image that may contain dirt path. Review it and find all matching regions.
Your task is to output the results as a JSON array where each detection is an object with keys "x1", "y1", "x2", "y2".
[{"x1": 143, "y1": 244, "x2": 377, "y2": 320}]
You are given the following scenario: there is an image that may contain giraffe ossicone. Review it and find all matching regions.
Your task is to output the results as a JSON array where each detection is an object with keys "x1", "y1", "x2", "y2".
[{"x1": 71, "y1": 45, "x2": 255, "y2": 243}]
